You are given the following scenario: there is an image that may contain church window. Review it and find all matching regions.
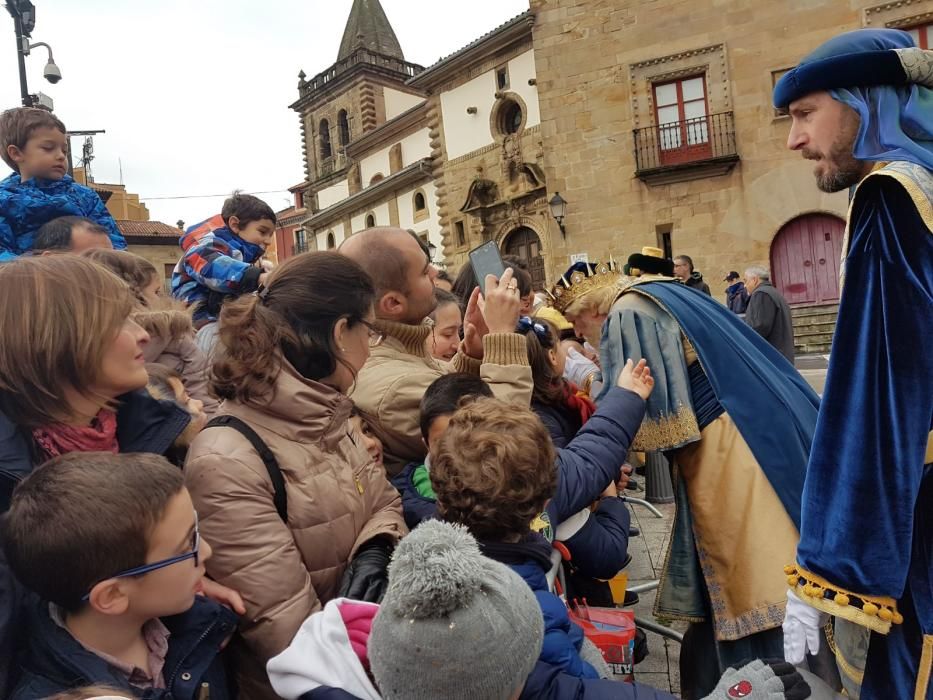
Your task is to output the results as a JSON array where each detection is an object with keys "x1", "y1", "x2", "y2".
[
  {"x1": 319, "y1": 119, "x2": 332, "y2": 160},
  {"x1": 338, "y1": 110, "x2": 351, "y2": 146}
]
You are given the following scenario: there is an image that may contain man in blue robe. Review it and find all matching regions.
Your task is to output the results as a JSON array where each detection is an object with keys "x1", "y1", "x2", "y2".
[{"x1": 774, "y1": 29, "x2": 933, "y2": 700}]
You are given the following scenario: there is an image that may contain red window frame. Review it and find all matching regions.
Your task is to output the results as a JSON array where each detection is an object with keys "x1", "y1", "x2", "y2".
[
  {"x1": 907, "y1": 22, "x2": 931, "y2": 49},
  {"x1": 652, "y1": 75, "x2": 713, "y2": 165}
]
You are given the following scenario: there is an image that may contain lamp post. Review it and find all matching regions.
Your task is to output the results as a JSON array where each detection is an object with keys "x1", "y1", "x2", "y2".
[
  {"x1": 427, "y1": 240, "x2": 438, "y2": 262},
  {"x1": 5, "y1": 0, "x2": 62, "y2": 108},
  {"x1": 549, "y1": 191, "x2": 568, "y2": 238}
]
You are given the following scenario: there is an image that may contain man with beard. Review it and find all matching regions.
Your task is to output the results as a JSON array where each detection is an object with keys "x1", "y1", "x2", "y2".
[
  {"x1": 340, "y1": 228, "x2": 531, "y2": 475},
  {"x1": 553, "y1": 250, "x2": 823, "y2": 698},
  {"x1": 774, "y1": 29, "x2": 933, "y2": 700}
]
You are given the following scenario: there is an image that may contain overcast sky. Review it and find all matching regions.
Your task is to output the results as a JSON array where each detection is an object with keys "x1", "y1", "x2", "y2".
[{"x1": 1, "y1": 0, "x2": 529, "y2": 227}]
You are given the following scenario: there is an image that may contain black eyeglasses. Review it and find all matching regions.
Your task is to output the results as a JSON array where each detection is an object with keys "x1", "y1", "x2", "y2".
[
  {"x1": 359, "y1": 320, "x2": 385, "y2": 347},
  {"x1": 81, "y1": 512, "x2": 200, "y2": 602}
]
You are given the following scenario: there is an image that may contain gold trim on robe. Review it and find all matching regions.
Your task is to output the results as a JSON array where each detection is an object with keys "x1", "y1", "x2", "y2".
[
  {"x1": 785, "y1": 564, "x2": 903, "y2": 635},
  {"x1": 670, "y1": 413, "x2": 799, "y2": 640}
]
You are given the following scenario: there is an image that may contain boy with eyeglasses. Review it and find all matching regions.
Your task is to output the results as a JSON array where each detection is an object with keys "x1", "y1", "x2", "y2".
[{"x1": 1, "y1": 452, "x2": 237, "y2": 699}]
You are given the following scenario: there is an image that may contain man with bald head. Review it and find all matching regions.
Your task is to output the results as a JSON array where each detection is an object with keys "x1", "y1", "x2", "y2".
[{"x1": 340, "y1": 227, "x2": 531, "y2": 475}]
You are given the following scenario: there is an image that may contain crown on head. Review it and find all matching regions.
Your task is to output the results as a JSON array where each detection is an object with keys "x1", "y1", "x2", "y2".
[{"x1": 547, "y1": 258, "x2": 621, "y2": 314}]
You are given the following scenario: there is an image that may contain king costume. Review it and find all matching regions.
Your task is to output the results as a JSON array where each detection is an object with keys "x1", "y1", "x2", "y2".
[
  {"x1": 774, "y1": 29, "x2": 933, "y2": 700},
  {"x1": 550, "y1": 251, "x2": 823, "y2": 698}
]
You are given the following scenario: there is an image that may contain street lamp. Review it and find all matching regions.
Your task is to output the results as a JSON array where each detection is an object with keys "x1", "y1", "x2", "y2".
[
  {"x1": 549, "y1": 191, "x2": 568, "y2": 238},
  {"x1": 5, "y1": 0, "x2": 62, "y2": 108},
  {"x1": 427, "y1": 240, "x2": 438, "y2": 262}
]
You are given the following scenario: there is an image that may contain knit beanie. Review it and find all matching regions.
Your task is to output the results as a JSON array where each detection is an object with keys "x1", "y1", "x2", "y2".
[{"x1": 370, "y1": 520, "x2": 545, "y2": 700}]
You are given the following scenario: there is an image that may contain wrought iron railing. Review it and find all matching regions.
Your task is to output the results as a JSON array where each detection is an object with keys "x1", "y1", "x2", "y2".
[{"x1": 633, "y1": 111, "x2": 738, "y2": 172}]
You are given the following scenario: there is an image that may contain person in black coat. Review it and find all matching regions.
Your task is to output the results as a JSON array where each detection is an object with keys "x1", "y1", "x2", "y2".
[
  {"x1": 674, "y1": 255, "x2": 711, "y2": 295},
  {"x1": 723, "y1": 271, "x2": 749, "y2": 315},
  {"x1": 743, "y1": 266, "x2": 796, "y2": 363}
]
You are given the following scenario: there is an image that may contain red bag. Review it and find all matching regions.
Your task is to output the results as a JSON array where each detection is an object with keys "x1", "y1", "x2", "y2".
[{"x1": 568, "y1": 603, "x2": 637, "y2": 682}]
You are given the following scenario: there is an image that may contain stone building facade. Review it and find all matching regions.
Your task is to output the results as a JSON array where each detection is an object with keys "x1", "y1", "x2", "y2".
[
  {"x1": 286, "y1": 0, "x2": 441, "y2": 256},
  {"x1": 529, "y1": 0, "x2": 933, "y2": 306},
  {"x1": 407, "y1": 13, "x2": 554, "y2": 289},
  {"x1": 284, "y1": 0, "x2": 933, "y2": 323}
]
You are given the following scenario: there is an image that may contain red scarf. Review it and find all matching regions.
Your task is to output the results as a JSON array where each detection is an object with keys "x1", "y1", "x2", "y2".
[
  {"x1": 564, "y1": 382, "x2": 597, "y2": 426},
  {"x1": 32, "y1": 409, "x2": 119, "y2": 460}
]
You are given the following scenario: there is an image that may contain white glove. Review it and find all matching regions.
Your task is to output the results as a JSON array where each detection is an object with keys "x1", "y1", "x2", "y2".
[
  {"x1": 563, "y1": 346, "x2": 600, "y2": 389},
  {"x1": 783, "y1": 589, "x2": 828, "y2": 665}
]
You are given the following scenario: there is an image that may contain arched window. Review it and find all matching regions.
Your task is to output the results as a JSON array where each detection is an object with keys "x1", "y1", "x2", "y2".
[
  {"x1": 319, "y1": 119, "x2": 332, "y2": 159},
  {"x1": 326, "y1": 231, "x2": 336, "y2": 249},
  {"x1": 365, "y1": 213, "x2": 376, "y2": 228},
  {"x1": 338, "y1": 110, "x2": 350, "y2": 146},
  {"x1": 412, "y1": 189, "x2": 429, "y2": 223}
]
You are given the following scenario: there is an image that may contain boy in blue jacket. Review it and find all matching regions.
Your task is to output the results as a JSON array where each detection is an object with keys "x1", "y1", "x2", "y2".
[
  {"x1": 393, "y1": 364, "x2": 646, "y2": 582},
  {"x1": 0, "y1": 108, "x2": 126, "y2": 260},
  {"x1": 2, "y1": 452, "x2": 237, "y2": 699},
  {"x1": 172, "y1": 192, "x2": 275, "y2": 330}
]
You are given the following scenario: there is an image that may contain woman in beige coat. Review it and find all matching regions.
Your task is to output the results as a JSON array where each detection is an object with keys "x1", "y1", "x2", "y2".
[{"x1": 184, "y1": 252, "x2": 407, "y2": 699}]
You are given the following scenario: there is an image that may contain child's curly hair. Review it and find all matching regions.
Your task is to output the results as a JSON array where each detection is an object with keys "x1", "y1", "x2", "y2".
[{"x1": 431, "y1": 397, "x2": 557, "y2": 541}]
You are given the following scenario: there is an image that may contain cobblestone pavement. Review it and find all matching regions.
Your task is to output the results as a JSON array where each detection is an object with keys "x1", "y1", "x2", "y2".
[{"x1": 622, "y1": 493, "x2": 685, "y2": 696}]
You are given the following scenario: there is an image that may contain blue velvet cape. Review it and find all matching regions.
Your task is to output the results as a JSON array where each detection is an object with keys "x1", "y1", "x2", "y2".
[
  {"x1": 603, "y1": 280, "x2": 820, "y2": 529},
  {"x1": 794, "y1": 166, "x2": 932, "y2": 700}
]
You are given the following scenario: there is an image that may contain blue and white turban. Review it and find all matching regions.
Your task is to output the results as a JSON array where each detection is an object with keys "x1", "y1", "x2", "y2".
[{"x1": 774, "y1": 28, "x2": 933, "y2": 170}]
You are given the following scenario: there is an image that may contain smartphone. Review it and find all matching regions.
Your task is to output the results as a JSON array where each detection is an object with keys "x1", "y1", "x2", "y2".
[{"x1": 469, "y1": 240, "x2": 506, "y2": 289}]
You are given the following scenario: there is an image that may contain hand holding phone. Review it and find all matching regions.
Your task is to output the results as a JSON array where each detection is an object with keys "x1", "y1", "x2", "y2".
[
  {"x1": 469, "y1": 241, "x2": 506, "y2": 289},
  {"x1": 482, "y1": 267, "x2": 521, "y2": 334}
]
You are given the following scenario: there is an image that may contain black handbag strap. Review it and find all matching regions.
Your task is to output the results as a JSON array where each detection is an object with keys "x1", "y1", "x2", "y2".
[{"x1": 205, "y1": 415, "x2": 288, "y2": 523}]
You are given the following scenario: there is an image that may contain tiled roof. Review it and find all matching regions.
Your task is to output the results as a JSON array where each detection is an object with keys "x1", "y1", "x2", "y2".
[
  {"x1": 116, "y1": 220, "x2": 182, "y2": 238},
  {"x1": 407, "y1": 10, "x2": 533, "y2": 88}
]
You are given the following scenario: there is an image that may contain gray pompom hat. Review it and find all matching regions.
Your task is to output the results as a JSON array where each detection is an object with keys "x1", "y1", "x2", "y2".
[{"x1": 370, "y1": 520, "x2": 544, "y2": 700}]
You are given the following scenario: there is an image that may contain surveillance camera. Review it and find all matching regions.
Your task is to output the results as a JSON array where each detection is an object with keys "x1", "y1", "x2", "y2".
[{"x1": 43, "y1": 61, "x2": 62, "y2": 84}]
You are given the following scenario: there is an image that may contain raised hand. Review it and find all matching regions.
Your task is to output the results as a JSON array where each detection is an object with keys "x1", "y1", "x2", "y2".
[
  {"x1": 482, "y1": 267, "x2": 522, "y2": 334},
  {"x1": 616, "y1": 358, "x2": 654, "y2": 400}
]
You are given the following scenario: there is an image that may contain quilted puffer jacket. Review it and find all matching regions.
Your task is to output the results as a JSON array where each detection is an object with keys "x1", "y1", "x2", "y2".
[
  {"x1": 184, "y1": 359, "x2": 407, "y2": 700},
  {"x1": 0, "y1": 173, "x2": 125, "y2": 259}
]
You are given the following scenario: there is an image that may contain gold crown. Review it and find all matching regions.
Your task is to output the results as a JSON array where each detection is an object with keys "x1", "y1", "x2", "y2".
[{"x1": 548, "y1": 258, "x2": 621, "y2": 314}]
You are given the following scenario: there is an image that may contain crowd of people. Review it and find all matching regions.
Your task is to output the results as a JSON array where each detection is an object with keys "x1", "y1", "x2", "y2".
[{"x1": 0, "y1": 26, "x2": 929, "y2": 700}]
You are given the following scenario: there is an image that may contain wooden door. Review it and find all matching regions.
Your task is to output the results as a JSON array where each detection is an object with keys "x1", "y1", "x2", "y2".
[
  {"x1": 771, "y1": 214, "x2": 845, "y2": 306},
  {"x1": 503, "y1": 227, "x2": 546, "y2": 290}
]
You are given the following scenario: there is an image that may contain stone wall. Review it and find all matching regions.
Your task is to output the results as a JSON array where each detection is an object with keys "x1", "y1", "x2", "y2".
[
  {"x1": 126, "y1": 244, "x2": 182, "y2": 292},
  {"x1": 432, "y1": 37, "x2": 560, "y2": 282},
  {"x1": 528, "y1": 0, "x2": 928, "y2": 296}
]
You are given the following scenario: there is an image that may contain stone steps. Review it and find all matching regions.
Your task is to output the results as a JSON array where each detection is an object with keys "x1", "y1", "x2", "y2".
[{"x1": 791, "y1": 303, "x2": 838, "y2": 355}]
